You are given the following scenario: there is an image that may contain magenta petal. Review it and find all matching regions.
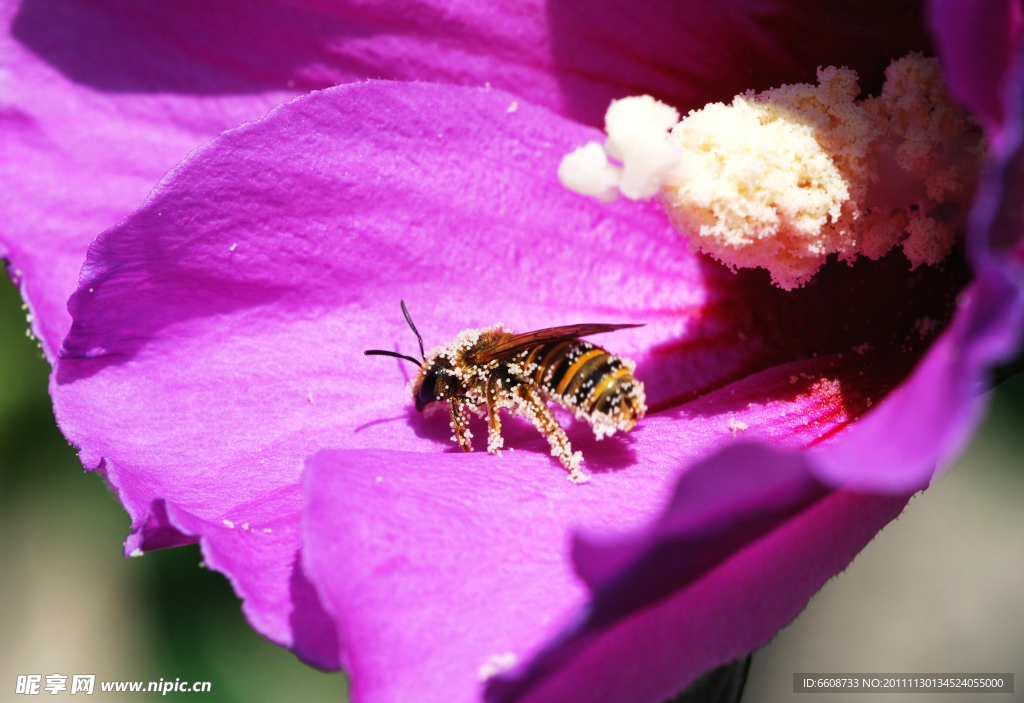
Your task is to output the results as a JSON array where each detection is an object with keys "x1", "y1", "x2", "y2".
[
  {"x1": 1, "y1": 1, "x2": 297, "y2": 357},
  {"x1": 12, "y1": 0, "x2": 933, "y2": 124},
  {"x1": 543, "y1": 0, "x2": 933, "y2": 126},
  {"x1": 50, "y1": 81, "x2": 687, "y2": 665},
  {"x1": 814, "y1": 272, "x2": 1024, "y2": 491},
  {"x1": 497, "y1": 491, "x2": 908, "y2": 703},
  {"x1": 818, "y1": 1, "x2": 1024, "y2": 491},
  {"x1": 2, "y1": 0, "x2": 939, "y2": 356},
  {"x1": 490, "y1": 444, "x2": 831, "y2": 702},
  {"x1": 571, "y1": 444, "x2": 829, "y2": 603},
  {"x1": 928, "y1": 0, "x2": 1022, "y2": 134},
  {"x1": 301, "y1": 445, "x2": 908, "y2": 703}
]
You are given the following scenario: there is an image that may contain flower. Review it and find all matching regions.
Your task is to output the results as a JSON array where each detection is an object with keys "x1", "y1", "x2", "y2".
[{"x1": 4, "y1": 1, "x2": 1024, "y2": 702}]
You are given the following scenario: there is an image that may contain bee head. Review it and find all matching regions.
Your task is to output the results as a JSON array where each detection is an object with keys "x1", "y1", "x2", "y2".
[
  {"x1": 413, "y1": 355, "x2": 455, "y2": 412},
  {"x1": 364, "y1": 301, "x2": 463, "y2": 412}
]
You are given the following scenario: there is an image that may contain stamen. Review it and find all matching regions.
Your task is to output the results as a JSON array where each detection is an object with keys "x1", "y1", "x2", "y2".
[
  {"x1": 604, "y1": 96, "x2": 682, "y2": 199},
  {"x1": 558, "y1": 142, "x2": 622, "y2": 202},
  {"x1": 559, "y1": 54, "x2": 983, "y2": 289}
]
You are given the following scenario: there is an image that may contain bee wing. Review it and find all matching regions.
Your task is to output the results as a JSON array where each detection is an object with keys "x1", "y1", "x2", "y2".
[{"x1": 472, "y1": 323, "x2": 643, "y2": 363}]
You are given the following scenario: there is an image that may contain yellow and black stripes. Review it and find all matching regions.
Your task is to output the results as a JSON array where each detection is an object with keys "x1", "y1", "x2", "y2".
[
  {"x1": 403, "y1": 321, "x2": 646, "y2": 480},
  {"x1": 520, "y1": 340, "x2": 643, "y2": 424}
]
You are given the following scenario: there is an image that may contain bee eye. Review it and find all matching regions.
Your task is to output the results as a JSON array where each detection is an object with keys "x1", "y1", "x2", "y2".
[
  {"x1": 416, "y1": 368, "x2": 439, "y2": 411},
  {"x1": 415, "y1": 356, "x2": 456, "y2": 411}
]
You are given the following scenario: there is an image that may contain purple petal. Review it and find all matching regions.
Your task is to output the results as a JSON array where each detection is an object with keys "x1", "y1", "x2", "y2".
[
  {"x1": 0, "y1": 0, "x2": 297, "y2": 356},
  {"x1": 523, "y1": 446, "x2": 833, "y2": 702},
  {"x1": 1, "y1": 0, "x2": 1017, "y2": 698},
  {"x1": 570, "y1": 444, "x2": 829, "y2": 600},
  {"x1": 300, "y1": 445, "x2": 908, "y2": 703},
  {"x1": 814, "y1": 271, "x2": 1024, "y2": 491},
  {"x1": 928, "y1": 0, "x2": 1022, "y2": 134},
  {"x1": 543, "y1": 0, "x2": 934, "y2": 126},
  {"x1": 499, "y1": 490, "x2": 910, "y2": 703},
  {"x1": 491, "y1": 17, "x2": 1024, "y2": 700},
  {"x1": 846, "y1": 0, "x2": 1024, "y2": 493},
  {"x1": 52, "y1": 81, "x2": 684, "y2": 664},
  {"x1": 53, "y1": 80, "x2": 980, "y2": 676},
  {"x1": 13, "y1": 0, "x2": 938, "y2": 123},
  {"x1": 486, "y1": 273, "x2": 1023, "y2": 701},
  {"x1": 2, "y1": 0, "x2": 938, "y2": 356},
  {"x1": 0, "y1": 0, "x2": 937, "y2": 354}
]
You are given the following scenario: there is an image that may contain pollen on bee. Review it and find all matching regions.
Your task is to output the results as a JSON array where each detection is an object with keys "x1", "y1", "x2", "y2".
[
  {"x1": 451, "y1": 424, "x2": 473, "y2": 443},
  {"x1": 401, "y1": 316, "x2": 645, "y2": 482},
  {"x1": 559, "y1": 53, "x2": 983, "y2": 289},
  {"x1": 487, "y1": 430, "x2": 504, "y2": 454}
]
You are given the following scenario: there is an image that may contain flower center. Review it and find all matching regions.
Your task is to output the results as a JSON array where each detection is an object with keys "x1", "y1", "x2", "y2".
[{"x1": 559, "y1": 54, "x2": 984, "y2": 290}]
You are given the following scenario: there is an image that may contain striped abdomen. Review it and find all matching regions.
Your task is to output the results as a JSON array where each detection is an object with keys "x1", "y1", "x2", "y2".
[{"x1": 519, "y1": 340, "x2": 645, "y2": 434}]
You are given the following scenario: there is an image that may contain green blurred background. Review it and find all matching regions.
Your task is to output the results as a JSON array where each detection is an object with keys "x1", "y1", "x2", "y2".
[{"x1": 0, "y1": 274, "x2": 1021, "y2": 702}]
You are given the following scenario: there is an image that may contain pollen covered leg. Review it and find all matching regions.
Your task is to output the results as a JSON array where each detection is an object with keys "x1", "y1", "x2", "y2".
[
  {"x1": 485, "y1": 376, "x2": 504, "y2": 455},
  {"x1": 449, "y1": 400, "x2": 473, "y2": 452},
  {"x1": 515, "y1": 386, "x2": 586, "y2": 483}
]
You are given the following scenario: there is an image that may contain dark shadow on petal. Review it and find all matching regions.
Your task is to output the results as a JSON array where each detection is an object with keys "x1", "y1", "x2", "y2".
[
  {"x1": 403, "y1": 405, "x2": 462, "y2": 446},
  {"x1": 402, "y1": 401, "x2": 639, "y2": 471},
  {"x1": 637, "y1": 248, "x2": 972, "y2": 426},
  {"x1": 974, "y1": 38, "x2": 1024, "y2": 256},
  {"x1": 565, "y1": 422, "x2": 638, "y2": 473},
  {"x1": 56, "y1": 271, "x2": 292, "y2": 384},
  {"x1": 544, "y1": 0, "x2": 932, "y2": 128},
  {"x1": 11, "y1": 0, "x2": 364, "y2": 94},
  {"x1": 138, "y1": 498, "x2": 200, "y2": 551},
  {"x1": 290, "y1": 549, "x2": 342, "y2": 671},
  {"x1": 353, "y1": 413, "x2": 410, "y2": 433},
  {"x1": 489, "y1": 416, "x2": 639, "y2": 472}
]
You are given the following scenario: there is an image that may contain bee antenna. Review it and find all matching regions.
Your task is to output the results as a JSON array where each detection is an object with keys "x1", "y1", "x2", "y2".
[
  {"x1": 364, "y1": 349, "x2": 424, "y2": 368},
  {"x1": 400, "y1": 300, "x2": 426, "y2": 361}
]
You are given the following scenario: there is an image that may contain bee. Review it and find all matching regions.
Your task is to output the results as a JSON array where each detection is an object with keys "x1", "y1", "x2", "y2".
[{"x1": 365, "y1": 302, "x2": 646, "y2": 482}]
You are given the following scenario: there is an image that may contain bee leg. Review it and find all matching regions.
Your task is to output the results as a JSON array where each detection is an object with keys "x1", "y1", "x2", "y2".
[
  {"x1": 485, "y1": 375, "x2": 504, "y2": 454},
  {"x1": 515, "y1": 386, "x2": 586, "y2": 483},
  {"x1": 448, "y1": 399, "x2": 474, "y2": 452}
]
